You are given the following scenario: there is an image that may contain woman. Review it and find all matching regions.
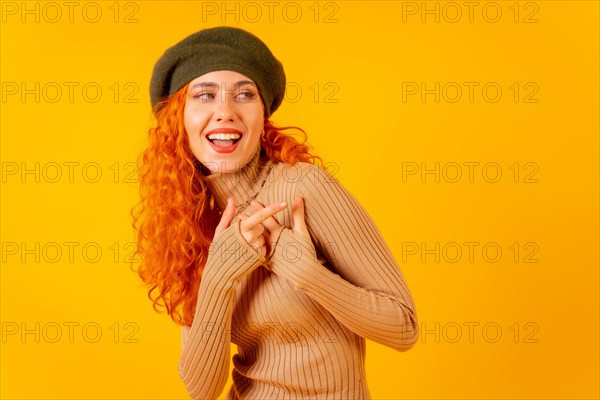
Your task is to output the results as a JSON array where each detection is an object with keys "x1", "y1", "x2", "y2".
[{"x1": 132, "y1": 26, "x2": 419, "y2": 399}]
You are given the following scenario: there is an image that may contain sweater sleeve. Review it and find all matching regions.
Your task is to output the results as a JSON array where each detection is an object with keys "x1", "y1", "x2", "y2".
[
  {"x1": 268, "y1": 164, "x2": 419, "y2": 352},
  {"x1": 178, "y1": 218, "x2": 266, "y2": 400}
]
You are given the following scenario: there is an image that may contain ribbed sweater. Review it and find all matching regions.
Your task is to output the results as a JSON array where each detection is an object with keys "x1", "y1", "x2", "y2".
[{"x1": 178, "y1": 145, "x2": 419, "y2": 399}]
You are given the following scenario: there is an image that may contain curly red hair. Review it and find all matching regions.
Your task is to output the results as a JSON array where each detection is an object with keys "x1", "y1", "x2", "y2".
[{"x1": 130, "y1": 82, "x2": 324, "y2": 327}]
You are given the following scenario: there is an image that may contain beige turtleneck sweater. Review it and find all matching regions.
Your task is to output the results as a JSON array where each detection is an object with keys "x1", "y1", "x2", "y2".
[{"x1": 178, "y1": 145, "x2": 419, "y2": 399}]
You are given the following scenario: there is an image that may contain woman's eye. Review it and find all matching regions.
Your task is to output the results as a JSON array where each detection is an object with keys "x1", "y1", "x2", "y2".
[
  {"x1": 236, "y1": 90, "x2": 257, "y2": 102},
  {"x1": 193, "y1": 92, "x2": 215, "y2": 101}
]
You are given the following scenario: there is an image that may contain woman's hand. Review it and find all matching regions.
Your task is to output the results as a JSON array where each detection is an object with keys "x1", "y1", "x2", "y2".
[
  {"x1": 214, "y1": 197, "x2": 288, "y2": 258},
  {"x1": 240, "y1": 196, "x2": 312, "y2": 258}
]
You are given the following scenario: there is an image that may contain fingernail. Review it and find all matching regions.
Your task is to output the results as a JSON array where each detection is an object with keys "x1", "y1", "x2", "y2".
[{"x1": 280, "y1": 201, "x2": 287, "y2": 207}]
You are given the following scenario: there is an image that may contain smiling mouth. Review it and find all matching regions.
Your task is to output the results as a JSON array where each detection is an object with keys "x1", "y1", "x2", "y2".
[
  {"x1": 208, "y1": 138, "x2": 241, "y2": 146},
  {"x1": 206, "y1": 133, "x2": 242, "y2": 147}
]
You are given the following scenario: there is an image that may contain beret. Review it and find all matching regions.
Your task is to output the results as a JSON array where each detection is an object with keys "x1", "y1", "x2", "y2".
[{"x1": 149, "y1": 26, "x2": 286, "y2": 118}]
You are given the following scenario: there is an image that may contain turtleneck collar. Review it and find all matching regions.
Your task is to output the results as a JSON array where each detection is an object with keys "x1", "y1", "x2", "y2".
[{"x1": 203, "y1": 143, "x2": 275, "y2": 213}]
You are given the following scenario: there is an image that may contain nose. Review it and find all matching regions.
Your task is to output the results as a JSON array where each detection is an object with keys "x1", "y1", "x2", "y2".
[{"x1": 213, "y1": 93, "x2": 236, "y2": 122}]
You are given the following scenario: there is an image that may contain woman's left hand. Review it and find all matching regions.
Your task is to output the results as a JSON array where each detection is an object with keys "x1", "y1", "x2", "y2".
[{"x1": 239, "y1": 196, "x2": 311, "y2": 259}]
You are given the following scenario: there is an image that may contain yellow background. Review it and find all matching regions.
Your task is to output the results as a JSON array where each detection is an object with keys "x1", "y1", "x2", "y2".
[{"x1": 1, "y1": 1, "x2": 598, "y2": 399}]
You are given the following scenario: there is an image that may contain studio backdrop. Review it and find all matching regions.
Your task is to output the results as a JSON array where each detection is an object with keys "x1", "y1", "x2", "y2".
[{"x1": 1, "y1": 1, "x2": 599, "y2": 399}]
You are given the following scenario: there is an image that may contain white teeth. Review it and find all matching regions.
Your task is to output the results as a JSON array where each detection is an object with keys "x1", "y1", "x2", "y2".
[{"x1": 207, "y1": 133, "x2": 241, "y2": 140}]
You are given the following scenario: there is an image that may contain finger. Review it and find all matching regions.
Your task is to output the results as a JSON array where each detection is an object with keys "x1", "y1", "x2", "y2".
[
  {"x1": 249, "y1": 200, "x2": 285, "y2": 232},
  {"x1": 240, "y1": 200, "x2": 287, "y2": 232},
  {"x1": 255, "y1": 235, "x2": 265, "y2": 247},
  {"x1": 214, "y1": 198, "x2": 235, "y2": 237},
  {"x1": 240, "y1": 222, "x2": 265, "y2": 248},
  {"x1": 291, "y1": 196, "x2": 307, "y2": 232},
  {"x1": 253, "y1": 223, "x2": 265, "y2": 237},
  {"x1": 248, "y1": 237, "x2": 266, "y2": 256}
]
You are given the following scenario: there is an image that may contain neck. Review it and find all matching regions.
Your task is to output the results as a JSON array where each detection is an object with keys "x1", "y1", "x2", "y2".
[{"x1": 203, "y1": 144, "x2": 274, "y2": 212}]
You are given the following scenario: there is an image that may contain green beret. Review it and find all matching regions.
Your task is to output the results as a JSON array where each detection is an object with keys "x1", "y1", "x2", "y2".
[{"x1": 150, "y1": 26, "x2": 286, "y2": 118}]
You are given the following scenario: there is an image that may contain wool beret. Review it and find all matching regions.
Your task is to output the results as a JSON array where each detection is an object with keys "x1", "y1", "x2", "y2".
[{"x1": 150, "y1": 26, "x2": 286, "y2": 118}]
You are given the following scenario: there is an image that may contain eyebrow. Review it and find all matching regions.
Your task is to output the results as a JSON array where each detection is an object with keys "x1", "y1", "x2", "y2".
[{"x1": 190, "y1": 80, "x2": 257, "y2": 90}]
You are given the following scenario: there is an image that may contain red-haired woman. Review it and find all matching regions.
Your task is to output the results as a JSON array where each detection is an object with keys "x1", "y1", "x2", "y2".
[{"x1": 132, "y1": 26, "x2": 419, "y2": 400}]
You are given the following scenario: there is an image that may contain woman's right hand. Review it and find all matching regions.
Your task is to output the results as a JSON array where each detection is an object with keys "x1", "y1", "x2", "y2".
[{"x1": 214, "y1": 198, "x2": 287, "y2": 258}]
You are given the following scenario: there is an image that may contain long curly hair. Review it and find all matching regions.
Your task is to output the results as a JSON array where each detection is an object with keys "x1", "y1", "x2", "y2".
[{"x1": 130, "y1": 82, "x2": 324, "y2": 327}]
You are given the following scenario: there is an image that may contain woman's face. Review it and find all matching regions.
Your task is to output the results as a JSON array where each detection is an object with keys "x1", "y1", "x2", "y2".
[{"x1": 184, "y1": 70, "x2": 264, "y2": 174}]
